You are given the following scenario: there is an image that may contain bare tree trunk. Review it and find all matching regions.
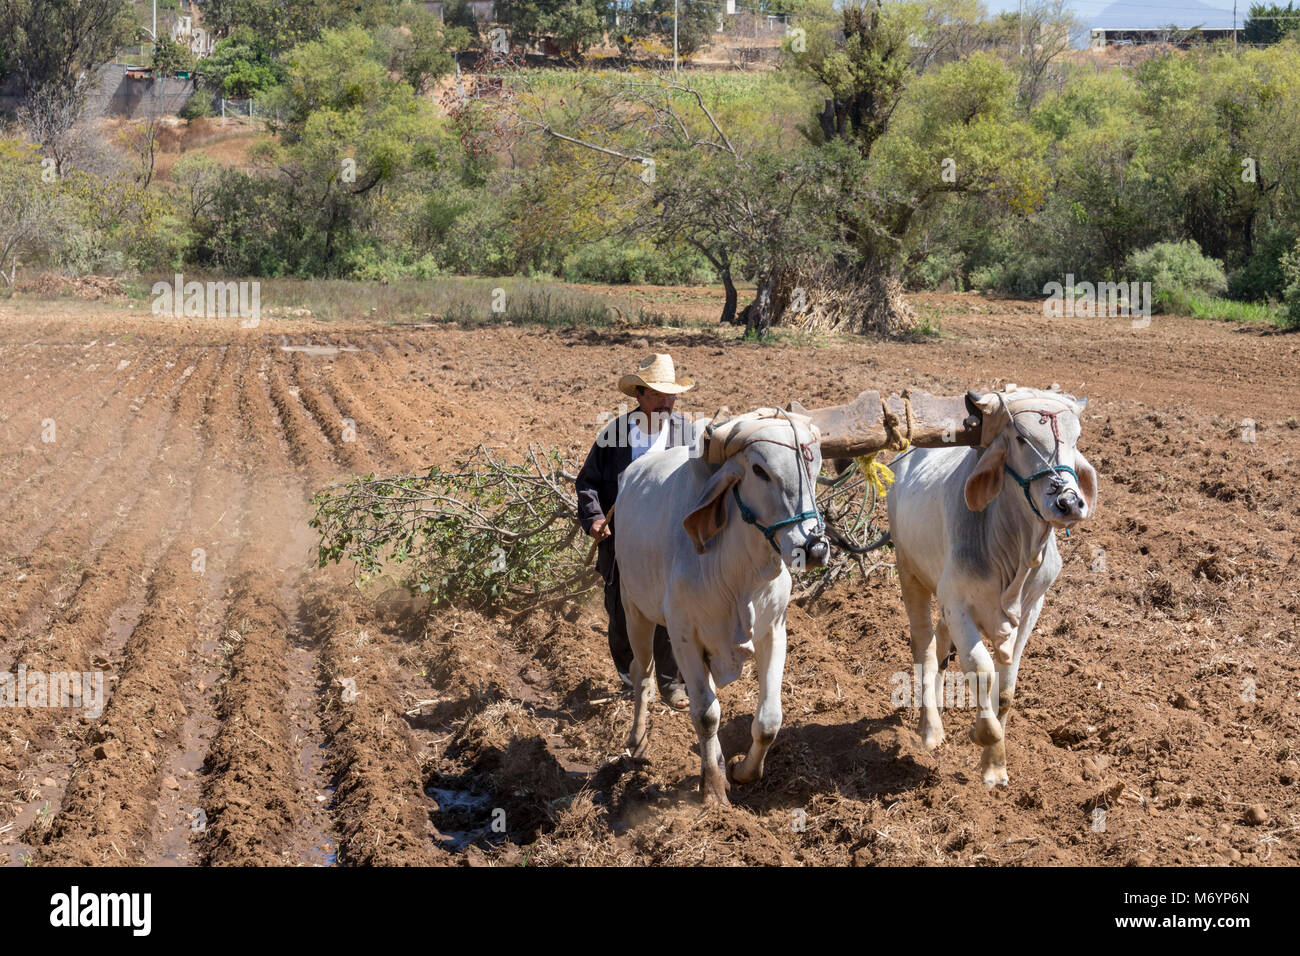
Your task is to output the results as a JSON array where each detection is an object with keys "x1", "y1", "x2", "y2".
[
  {"x1": 739, "y1": 270, "x2": 794, "y2": 338},
  {"x1": 740, "y1": 273, "x2": 774, "y2": 337},
  {"x1": 720, "y1": 263, "x2": 738, "y2": 326}
]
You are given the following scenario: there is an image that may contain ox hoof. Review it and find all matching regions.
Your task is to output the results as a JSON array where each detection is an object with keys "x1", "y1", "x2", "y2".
[
  {"x1": 626, "y1": 735, "x2": 650, "y2": 761},
  {"x1": 969, "y1": 716, "x2": 1004, "y2": 747},
  {"x1": 727, "y1": 753, "x2": 760, "y2": 786},
  {"x1": 981, "y1": 766, "x2": 1010, "y2": 788},
  {"x1": 700, "y1": 778, "x2": 731, "y2": 808},
  {"x1": 918, "y1": 722, "x2": 945, "y2": 751}
]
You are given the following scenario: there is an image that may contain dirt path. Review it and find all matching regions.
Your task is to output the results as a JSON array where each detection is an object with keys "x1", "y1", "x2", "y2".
[{"x1": 0, "y1": 295, "x2": 1296, "y2": 866}]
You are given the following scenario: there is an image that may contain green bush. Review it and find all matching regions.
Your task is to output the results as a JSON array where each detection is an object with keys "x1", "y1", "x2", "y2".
[
  {"x1": 178, "y1": 93, "x2": 214, "y2": 120},
  {"x1": 1228, "y1": 226, "x2": 1298, "y2": 302},
  {"x1": 152, "y1": 37, "x2": 196, "y2": 76},
  {"x1": 906, "y1": 249, "x2": 963, "y2": 290},
  {"x1": 340, "y1": 246, "x2": 442, "y2": 282},
  {"x1": 1280, "y1": 239, "x2": 1300, "y2": 330},
  {"x1": 198, "y1": 27, "x2": 283, "y2": 99},
  {"x1": 432, "y1": 195, "x2": 520, "y2": 276},
  {"x1": 1124, "y1": 240, "x2": 1228, "y2": 314},
  {"x1": 561, "y1": 237, "x2": 714, "y2": 286}
]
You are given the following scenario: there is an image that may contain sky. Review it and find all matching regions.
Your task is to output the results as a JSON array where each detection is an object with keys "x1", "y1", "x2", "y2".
[{"x1": 982, "y1": 1, "x2": 1243, "y2": 29}]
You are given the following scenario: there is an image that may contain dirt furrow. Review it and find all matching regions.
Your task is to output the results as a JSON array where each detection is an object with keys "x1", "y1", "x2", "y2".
[
  {"x1": 264, "y1": 354, "x2": 343, "y2": 480},
  {"x1": 315, "y1": 353, "x2": 424, "y2": 473},
  {"x1": 304, "y1": 583, "x2": 445, "y2": 865},
  {"x1": 0, "y1": 351, "x2": 220, "y2": 854},
  {"x1": 0, "y1": 350, "x2": 190, "y2": 646},
  {"x1": 195, "y1": 349, "x2": 336, "y2": 865},
  {"x1": 284, "y1": 353, "x2": 377, "y2": 475},
  {"x1": 0, "y1": 344, "x2": 103, "y2": 448},
  {"x1": 141, "y1": 346, "x2": 252, "y2": 865},
  {"x1": 0, "y1": 347, "x2": 178, "y2": 528},
  {"x1": 29, "y1": 556, "x2": 204, "y2": 865}
]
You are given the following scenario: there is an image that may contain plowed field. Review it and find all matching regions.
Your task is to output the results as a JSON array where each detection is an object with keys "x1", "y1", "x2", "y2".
[{"x1": 1, "y1": 294, "x2": 1296, "y2": 866}]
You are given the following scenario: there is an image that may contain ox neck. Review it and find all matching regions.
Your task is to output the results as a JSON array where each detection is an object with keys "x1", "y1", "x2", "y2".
[
  {"x1": 989, "y1": 482, "x2": 1056, "y2": 570},
  {"x1": 714, "y1": 495, "x2": 785, "y2": 589}
]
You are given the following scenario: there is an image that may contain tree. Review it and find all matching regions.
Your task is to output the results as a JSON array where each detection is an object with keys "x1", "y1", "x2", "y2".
[
  {"x1": 17, "y1": 80, "x2": 88, "y2": 177},
  {"x1": 1012, "y1": 0, "x2": 1076, "y2": 109},
  {"x1": 1244, "y1": 3, "x2": 1300, "y2": 45},
  {"x1": 151, "y1": 37, "x2": 196, "y2": 76},
  {"x1": 378, "y1": 6, "x2": 471, "y2": 94},
  {"x1": 257, "y1": 26, "x2": 449, "y2": 275},
  {"x1": 116, "y1": 85, "x2": 191, "y2": 188},
  {"x1": 797, "y1": 0, "x2": 919, "y2": 152},
  {"x1": 201, "y1": 0, "x2": 401, "y2": 53},
  {"x1": 616, "y1": 1, "x2": 719, "y2": 61},
  {"x1": 197, "y1": 27, "x2": 283, "y2": 98},
  {"x1": 0, "y1": 0, "x2": 134, "y2": 95},
  {"x1": 0, "y1": 138, "x2": 64, "y2": 286},
  {"x1": 782, "y1": 2, "x2": 1049, "y2": 335},
  {"x1": 499, "y1": 71, "x2": 845, "y2": 335},
  {"x1": 443, "y1": 0, "x2": 483, "y2": 42},
  {"x1": 496, "y1": 0, "x2": 611, "y2": 59}
]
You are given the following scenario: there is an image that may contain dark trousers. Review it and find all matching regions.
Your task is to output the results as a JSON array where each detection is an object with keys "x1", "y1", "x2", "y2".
[{"x1": 604, "y1": 562, "x2": 681, "y2": 689}]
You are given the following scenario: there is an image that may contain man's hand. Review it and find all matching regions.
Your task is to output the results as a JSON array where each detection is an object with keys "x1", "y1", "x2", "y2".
[{"x1": 589, "y1": 518, "x2": 612, "y2": 541}]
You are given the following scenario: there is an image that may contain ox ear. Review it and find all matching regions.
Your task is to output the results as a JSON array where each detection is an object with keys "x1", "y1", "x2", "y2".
[
  {"x1": 1073, "y1": 396, "x2": 1088, "y2": 416},
  {"x1": 683, "y1": 459, "x2": 743, "y2": 554},
  {"x1": 1073, "y1": 448, "x2": 1099, "y2": 516},
  {"x1": 964, "y1": 432, "x2": 1008, "y2": 512}
]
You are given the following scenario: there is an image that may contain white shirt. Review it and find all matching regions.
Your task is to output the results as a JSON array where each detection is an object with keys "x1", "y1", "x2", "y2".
[{"x1": 628, "y1": 419, "x2": 670, "y2": 461}]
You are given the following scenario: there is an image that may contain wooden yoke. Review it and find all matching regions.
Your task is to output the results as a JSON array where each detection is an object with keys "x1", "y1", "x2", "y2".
[{"x1": 790, "y1": 390, "x2": 984, "y2": 459}]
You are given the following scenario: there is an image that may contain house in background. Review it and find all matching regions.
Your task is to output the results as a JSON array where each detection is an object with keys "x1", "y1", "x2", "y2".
[
  {"x1": 172, "y1": 3, "x2": 216, "y2": 58},
  {"x1": 1089, "y1": 25, "x2": 1241, "y2": 48}
]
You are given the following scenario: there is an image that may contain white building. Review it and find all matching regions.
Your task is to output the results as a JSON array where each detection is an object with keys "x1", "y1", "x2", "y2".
[{"x1": 172, "y1": 6, "x2": 215, "y2": 58}]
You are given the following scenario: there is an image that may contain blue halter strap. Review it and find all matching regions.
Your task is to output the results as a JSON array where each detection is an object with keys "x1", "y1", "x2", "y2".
[
  {"x1": 999, "y1": 397, "x2": 1082, "y2": 535},
  {"x1": 1003, "y1": 463, "x2": 1078, "y2": 523},
  {"x1": 729, "y1": 410, "x2": 823, "y2": 555},
  {"x1": 732, "y1": 486, "x2": 821, "y2": 554}
]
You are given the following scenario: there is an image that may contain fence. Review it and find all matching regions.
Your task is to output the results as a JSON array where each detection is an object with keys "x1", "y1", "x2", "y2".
[{"x1": 217, "y1": 97, "x2": 282, "y2": 128}]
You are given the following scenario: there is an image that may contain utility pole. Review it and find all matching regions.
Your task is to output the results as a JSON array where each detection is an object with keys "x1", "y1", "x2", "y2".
[
  {"x1": 1018, "y1": 0, "x2": 1024, "y2": 57},
  {"x1": 674, "y1": 0, "x2": 679, "y2": 73},
  {"x1": 1234, "y1": 0, "x2": 1238, "y2": 49}
]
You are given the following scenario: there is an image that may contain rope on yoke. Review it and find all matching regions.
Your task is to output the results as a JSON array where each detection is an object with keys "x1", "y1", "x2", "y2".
[{"x1": 852, "y1": 392, "x2": 914, "y2": 504}]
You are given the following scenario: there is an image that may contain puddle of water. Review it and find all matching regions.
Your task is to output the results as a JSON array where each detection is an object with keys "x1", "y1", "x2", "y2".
[
  {"x1": 427, "y1": 787, "x2": 504, "y2": 852},
  {"x1": 279, "y1": 345, "x2": 360, "y2": 357}
]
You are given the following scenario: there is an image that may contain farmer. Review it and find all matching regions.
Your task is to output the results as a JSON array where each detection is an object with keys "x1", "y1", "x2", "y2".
[{"x1": 576, "y1": 353, "x2": 694, "y2": 710}]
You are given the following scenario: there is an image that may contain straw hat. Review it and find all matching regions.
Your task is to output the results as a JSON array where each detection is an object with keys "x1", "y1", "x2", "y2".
[{"x1": 618, "y1": 353, "x2": 695, "y2": 396}]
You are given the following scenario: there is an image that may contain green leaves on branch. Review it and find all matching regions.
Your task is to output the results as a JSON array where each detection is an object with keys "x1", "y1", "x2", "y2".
[{"x1": 309, "y1": 446, "x2": 598, "y2": 612}]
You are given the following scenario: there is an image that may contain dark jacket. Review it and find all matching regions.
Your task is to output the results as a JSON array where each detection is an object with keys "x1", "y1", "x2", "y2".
[{"x1": 576, "y1": 410, "x2": 694, "y2": 581}]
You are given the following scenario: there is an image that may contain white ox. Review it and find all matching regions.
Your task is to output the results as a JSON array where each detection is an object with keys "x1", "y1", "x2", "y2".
[
  {"x1": 615, "y1": 410, "x2": 828, "y2": 805},
  {"x1": 887, "y1": 386, "x2": 1098, "y2": 786}
]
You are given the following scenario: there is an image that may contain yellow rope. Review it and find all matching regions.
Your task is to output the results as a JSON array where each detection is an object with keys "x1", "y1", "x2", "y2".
[{"x1": 855, "y1": 451, "x2": 901, "y2": 500}]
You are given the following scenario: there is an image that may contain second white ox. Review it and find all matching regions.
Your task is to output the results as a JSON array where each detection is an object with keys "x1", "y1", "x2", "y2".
[
  {"x1": 615, "y1": 410, "x2": 828, "y2": 805},
  {"x1": 887, "y1": 386, "x2": 1099, "y2": 786}
]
